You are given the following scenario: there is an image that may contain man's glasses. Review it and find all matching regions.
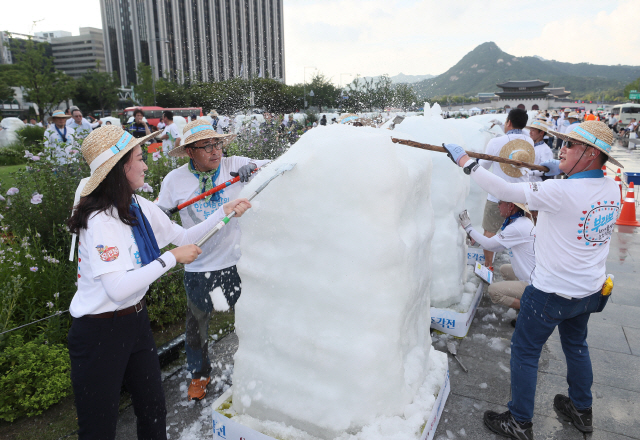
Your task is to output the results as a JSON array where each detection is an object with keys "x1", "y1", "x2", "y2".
[
  {"x1": 566, "y1": 141, "x2": 586, "y2": 149},
  {"x1": 190, "y1": 140, "x2": 223, "y2": 153}
]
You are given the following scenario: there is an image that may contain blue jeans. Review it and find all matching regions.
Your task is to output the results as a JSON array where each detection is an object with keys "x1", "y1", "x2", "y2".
[{"x1": 508, "y1": 285, "x2": 603, "y2": 423}]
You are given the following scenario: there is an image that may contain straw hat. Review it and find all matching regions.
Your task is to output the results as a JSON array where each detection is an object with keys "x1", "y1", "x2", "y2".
[
  {"x1": 549, "y1": 120, "x2": 622, "y2": 168},
  {"x1": 563, "y1": 108, "x2": 571, "y2": 113},
  {"x1": 168, "y1": 120, "x2": 236, "y2": 158},
  {"x1": 51, "y1": 110, "x2": 71, "y2": 119},
  {"x1": 209, "y1": 110, "x2": 219, "y2": 117},
  {"x1": 514, "y1": 202, "x2": 530, "y2": 214},
  {"x1": 499, "y1": 139, "x2": 535, "y2": 178},
  {"x1": 79, "y1": 125, "x2": 156, "y2": 197},
  {"x1": 526, "y1": 118, "x2": 551, "y2": 133},
  {"x1": 550, "y1": 110, "x2": 559, "y2": 117},
  {"x1": 567, "y1": 112, "x2": 580, "y2": 120}
]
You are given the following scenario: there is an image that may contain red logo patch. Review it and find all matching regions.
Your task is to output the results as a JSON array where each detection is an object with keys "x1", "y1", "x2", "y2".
[{"x1": 96, "y1": 245, "x2": 119, "y2": 262}]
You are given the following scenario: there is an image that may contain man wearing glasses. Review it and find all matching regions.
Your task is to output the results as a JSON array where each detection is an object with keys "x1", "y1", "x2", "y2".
[
  {"x1": 157, "y1": 120, "x2": 270, "y2": 401},
  {"x1": 444, "y1": 121, "x2": 621, "y2": 439}
]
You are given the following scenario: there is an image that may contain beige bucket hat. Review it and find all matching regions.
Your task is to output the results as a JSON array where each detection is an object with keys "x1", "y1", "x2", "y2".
[
  {"x1": 208, "y1": 110, "x2": 219, "y2": 117},
  {"x1": 549, "y1": 120, "x2": 622, "y2": 168},
  {"x1": 169, "y1": 120, "x2": 236, "y2": 158},
  {"x1": 499, "y1": 139, "x2": 535, "y2": 178},
  {"x1": 51, "y1": 110, "x2": 71, "y2": 119},
  {"x1": 526, "y1": 118, "x2": 551, "y2": 133},
  {"x1": 79, "y1": 125, "x2": 156, "y2": 197},
  {"x1": 567, "y1": 112, "x2": 580, "y2": 120}
]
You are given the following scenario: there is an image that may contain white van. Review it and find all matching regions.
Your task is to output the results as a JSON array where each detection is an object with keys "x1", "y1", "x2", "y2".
[{"x1": 610, "y1": 103, "x2": 640, "y2": 128}]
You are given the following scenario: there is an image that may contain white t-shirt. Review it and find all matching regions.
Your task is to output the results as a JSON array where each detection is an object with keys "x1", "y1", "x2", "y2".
[
  {"x1": 494, "y1": 216, "x2": 536, "y2": 284},
  {"x1": 157, "y1": 156, "x2": 270, "y2": 272},
  {"x1": 479, "y1": 131, "x2": 535, "y2": 203},
  {"x1": 70, "y1": 197, "x2": 187, "y2": 317},
  {"x1": 529, "y1": 141, "x2": 554, "y2": 183},
  {"x1": 523, "y1": 175, "x2": 620, "y2": 297},
  {"x1": 162, "y1": 123, "x2": 181, "y2": 153},
  {"x1": 67, "y1": 118, "x2": 93, "y2": 139},
  {"x1": 44, "y1": 126, "x2": 77, "y2": 165}
]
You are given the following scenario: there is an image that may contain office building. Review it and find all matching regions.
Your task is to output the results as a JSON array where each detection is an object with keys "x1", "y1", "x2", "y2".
[
  {"x1": 47, "y1": 28, "x2": 107, "y2": 79},
  {"x1": 99, "y1": 0, "x2": 285, "y2": 86},
  {"x1": 34, "y1": 30, "x2": 73, "y2": 42},
  {"x1": 0, "y1": 31, "x2": 49, "y2": 65}
]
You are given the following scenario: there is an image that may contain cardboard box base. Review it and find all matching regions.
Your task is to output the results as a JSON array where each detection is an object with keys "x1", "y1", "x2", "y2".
[
  {"x1": 430, "y1": 280, "x2": 484, "y2": 338},
  {"x1": 211, "y1": 351, "x2": 450, "y2": 440}
]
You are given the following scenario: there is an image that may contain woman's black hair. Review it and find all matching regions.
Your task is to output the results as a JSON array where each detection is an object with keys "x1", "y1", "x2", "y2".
[{"x1": 68, "y1": 149, "x2": 137, "y2": 234}]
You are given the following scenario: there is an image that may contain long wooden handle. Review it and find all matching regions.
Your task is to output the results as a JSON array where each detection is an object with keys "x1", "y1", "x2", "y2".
[{"x1": 391, "y1": 137, "x2": 549, "y2": 172}]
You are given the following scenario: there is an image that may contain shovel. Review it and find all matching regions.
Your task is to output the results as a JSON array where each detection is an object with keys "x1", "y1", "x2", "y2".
[
  {"x1": 195, "y1": 162, "x2": 296, "y2": 247},
  {"x1": 163, "y1": 168, "x2": 262, "y2": 216},
  {"x1": 391, "y1": 137, "x2": 549, "y2": 173},
  {"x1": 447, "y1": 341, "x2": 469, "y2": 373}
]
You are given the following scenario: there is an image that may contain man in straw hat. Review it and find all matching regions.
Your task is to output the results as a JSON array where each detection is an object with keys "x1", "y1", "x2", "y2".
[
  {"x1": 477, "y1": 108, "x2": 534, "y2": 269},
  {"x1": 458, "y1": 200, "x2": 535, "y2": 321},
  {"x1": 561, "y1": 111, "x2": 581, "y2": 135},
  {"x1": 524, "y1": 118, "x2": 554, "y2": 182},
  {"x1": 444, "y1": 120, "x2": 622, "y2": 438},
  {"x1": 157, "y1": 120, "x2": 270, "y2": 401},
  {"x1": 44, "y1": 109, "x2": 77, "y2": 164},
  {"x1": 66, "y1": 124, "x2": 251, "y2": 438}
]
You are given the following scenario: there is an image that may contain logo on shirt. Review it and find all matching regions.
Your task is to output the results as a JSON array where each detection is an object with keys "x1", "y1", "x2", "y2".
[
  {"x1": 578, "y1": 201, "x2": 620, "y2": 246},
  {"x1": 96, "y1": 244, "x2": 119, "y2": 262}
]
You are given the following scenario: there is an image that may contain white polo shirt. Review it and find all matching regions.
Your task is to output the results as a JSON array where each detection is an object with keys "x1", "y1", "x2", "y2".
[
  {"x1": 161, "y1": 123, "x2": 181, "y2": 153},
  {"x1": 523, "y1": 172, "x2": 620, "y2": 297},
  {"x1": 494, "y1": 216, "x2": 536, "y2": 284}
]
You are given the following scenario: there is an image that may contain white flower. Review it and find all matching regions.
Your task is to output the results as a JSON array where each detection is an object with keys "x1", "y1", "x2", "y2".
[
  {"x1": 6, "y1": 187, "x2": 18, "y2": 196},
  {"x1": 31, "y1": 155, "x2": 40, "y2": 161},
  {"x1": 30, "y1": 193, "x2": 43, "y2": 205},
  {"x1": 0, "y1": 214, "x2": 3, "y2": 220},
  {"x1": 30, "y1": 266, "x2": 38, "y2": 272},
  {"x1": 0, "y1": 195, "x2": 5, "y2": 201},
  {"x1": 54, "y1": 292, "x2": 59, "y2": 298},
  {"x1": 24, "y1": 150, "x2": 33, "y2": 158},
  {"x1": 35, "y1": 232, "x2": 40, "y2": 237},
  {"x1": 140, "y1": 183, "x2": 153, "y2": 193},
  {"x1": 46, "y1": 301, "x2": 54, "y2": 308},
  {"x1": 152, "y1": 151, "x2": 161, "y2": 161}
]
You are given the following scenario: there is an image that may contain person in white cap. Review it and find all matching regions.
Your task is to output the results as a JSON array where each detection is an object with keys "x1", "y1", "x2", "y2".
[
  {"x1": 443, "y1": 120, "x2": 622, "y2": 438},
  {"x1": 66, "y1": 125, "x2": 251, "y2": 439},
  {"x1": 561, "y1": 112, "x2": 580, "y2": 135},
  {"x1": 44, "y1": 110, "x2": 77, "y2": 165},
  {"x1": 157, "y1": 120, "x2": 270, "y2": 402}
]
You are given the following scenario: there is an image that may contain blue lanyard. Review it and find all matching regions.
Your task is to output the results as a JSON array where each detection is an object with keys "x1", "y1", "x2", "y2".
[{"x1": 54, "y1": 125, "x2": 67, "y2": 143}]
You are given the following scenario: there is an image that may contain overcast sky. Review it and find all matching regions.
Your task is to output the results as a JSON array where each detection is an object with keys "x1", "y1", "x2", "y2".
[{"x1": 2, "y1": 0, "x2": 639, "y2": 86}]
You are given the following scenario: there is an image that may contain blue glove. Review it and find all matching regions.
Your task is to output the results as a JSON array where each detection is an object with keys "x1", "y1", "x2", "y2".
[
  {"x1": 541, "y1": 159, "x2": 561, "y2": 176},
  {"x1": 233, "y1": 163, "x2": 257, "y2": 182},
  {"x1": 443, "y1": 143, "x2": 466, "y2": 166}
]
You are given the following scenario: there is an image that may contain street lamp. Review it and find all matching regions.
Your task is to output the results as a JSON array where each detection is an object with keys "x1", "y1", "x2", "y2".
[{"x1": 303, "y1": 66, "x2": 316, "y2": 109}]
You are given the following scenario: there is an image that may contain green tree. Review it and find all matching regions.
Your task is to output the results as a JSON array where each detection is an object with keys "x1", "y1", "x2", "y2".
[
  {"x1": 134, "y1": 62, "x2": 154, "y2": 106},
  {"x1": 9, "y1": 38, "x2": 75, "y2": 122},
  {"x1": 623, "y1": 77, "x2": 640, "y2": 101},
  {"x1": 393, "y1": 83, "x2": 418, "y2": 111},
  {"x1": 307, "y1": 72, "x2": 341, "y2": 112},
  {"x1": 77, "y1": 69, "x2": 120, "y2": 115}
]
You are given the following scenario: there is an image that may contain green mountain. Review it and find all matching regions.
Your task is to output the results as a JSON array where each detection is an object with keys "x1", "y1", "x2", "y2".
[{"x1": 413, "y1": 42, "x2": 640, "y2": 98}]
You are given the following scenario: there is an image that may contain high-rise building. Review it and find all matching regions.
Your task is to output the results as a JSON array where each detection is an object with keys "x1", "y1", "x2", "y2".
[
  {"x1": 47, "y1": 28, "x2": 106, "y2": 79},
  {"x1": 99, "y1": 0, "x2": 285, "y2": 87}
]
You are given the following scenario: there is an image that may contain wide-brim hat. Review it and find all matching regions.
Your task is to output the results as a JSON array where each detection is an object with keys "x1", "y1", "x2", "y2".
[
  {"x1": 550, "y1": 111, "x2": 559, "y2": 117},
  {"x1": 499, "y1": 139, "x2": 536, "y2": 178},
  {"x1": 51, "y1": 110, "x2": 71, "y2": 119},
  {"x1": 563, "y1": 108, "x2": 572, "y2": 113},
  {"x1": 567, "y1": 112, "x2": 580, "y2": 120},
  {"x1": 526, "y1": 118, "x2": 551, "y2": 133},
  {"x1": 514, "y1": 202, "x2": 531, "y2": 214},
  {"x1": 169, "y1": 120, "x2": 236, "y2": 158},
  {"x1": 549, "y1": 120, "x2": 622, "y2": 168},
  {"x1": 209, "y1": 110, "x2": 219, "y2": 117},
  {"x1": 79, "y1": 126, "x2": 157, "y2": 197}
]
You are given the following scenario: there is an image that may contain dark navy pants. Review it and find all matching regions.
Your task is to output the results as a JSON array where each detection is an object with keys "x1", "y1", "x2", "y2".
[
  {"x1": 184, "y1": 266, "x2": 241, "y2": 379},
  {"x1": 68, "y1": 305, "x2": 166, "y2": 440}
]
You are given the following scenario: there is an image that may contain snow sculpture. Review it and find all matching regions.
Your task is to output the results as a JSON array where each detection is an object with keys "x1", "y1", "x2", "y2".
[
  {"x1": 393, "y1": 112, "x2": 470, "y2": 309},
  {"x1": 232, "y1": 125, "x2": 435, "y2": 438}
]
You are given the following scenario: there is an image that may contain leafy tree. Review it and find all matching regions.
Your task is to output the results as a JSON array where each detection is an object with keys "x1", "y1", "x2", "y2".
[
  {"x1": 306, "y1": 73, "x2": 341, "y2": 112},
  {"x1": 9, "y1": 38, "x2": 75, "y2": 122},
  {"x1": 373, "y1": 74, "x2": 394, "y2": 110},
  {"x1": 393, "y1": 83, "x2": 418, "y2": 111},
  {"x1": 77, "y1": 69, "x2": 120, "y2": 115},
  {"x1": 154, "y1": 78, "x2": 190, "y2": 108},
  {"x1": 134, "y1": 63, "x2": 155, "y2": 106},
  {"x1": 252, "y1": 77, "x2": 298, "y2": 113},
  {"x1": 623, "y1": 77, "x2": 640, "y2": 101}
]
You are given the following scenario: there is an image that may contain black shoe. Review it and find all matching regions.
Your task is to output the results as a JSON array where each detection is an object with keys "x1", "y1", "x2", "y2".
[
  {"x1": 484, "y1": 410, "x2": 533, "y2": 440},
  {"x1": 554, "y1": 394, "x2": 593, "y2": 433}
]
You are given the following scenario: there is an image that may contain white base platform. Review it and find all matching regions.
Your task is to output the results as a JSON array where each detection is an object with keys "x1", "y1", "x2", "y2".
[
  {"x1": 430, "y1": 279, "x2": 484, "y2": 338},
  {"x1": 211, "y1": 351, "x2": 450, "y2": 440}
]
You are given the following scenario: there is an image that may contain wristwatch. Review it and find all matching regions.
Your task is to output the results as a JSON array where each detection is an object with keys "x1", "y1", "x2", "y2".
[{"x1": 463, "y1": 160, "x2": 479, "y2": 175}]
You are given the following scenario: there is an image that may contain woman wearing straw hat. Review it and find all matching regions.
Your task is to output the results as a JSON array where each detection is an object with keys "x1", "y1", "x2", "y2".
[
  {"x1": 157, "y1": 120, "x2": 269, "y2": 401},
  {"x1": 444, "y1": 121, "x2": 622, "y2": 438},
  {"x1": 44, "y1": 109, "x2": 77, "y2": 165},
  {"x1": 66, "y1": 125, "x2": 251, "y2": 439}
]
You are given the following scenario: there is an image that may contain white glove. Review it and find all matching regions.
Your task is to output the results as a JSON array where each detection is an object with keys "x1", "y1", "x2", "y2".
[
  {"x1": 459, "y1": 210, "x2": 472, "y2": 231},
  {"x1": 490, "y1": 119, "x2": 503, "y2": 126}
]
